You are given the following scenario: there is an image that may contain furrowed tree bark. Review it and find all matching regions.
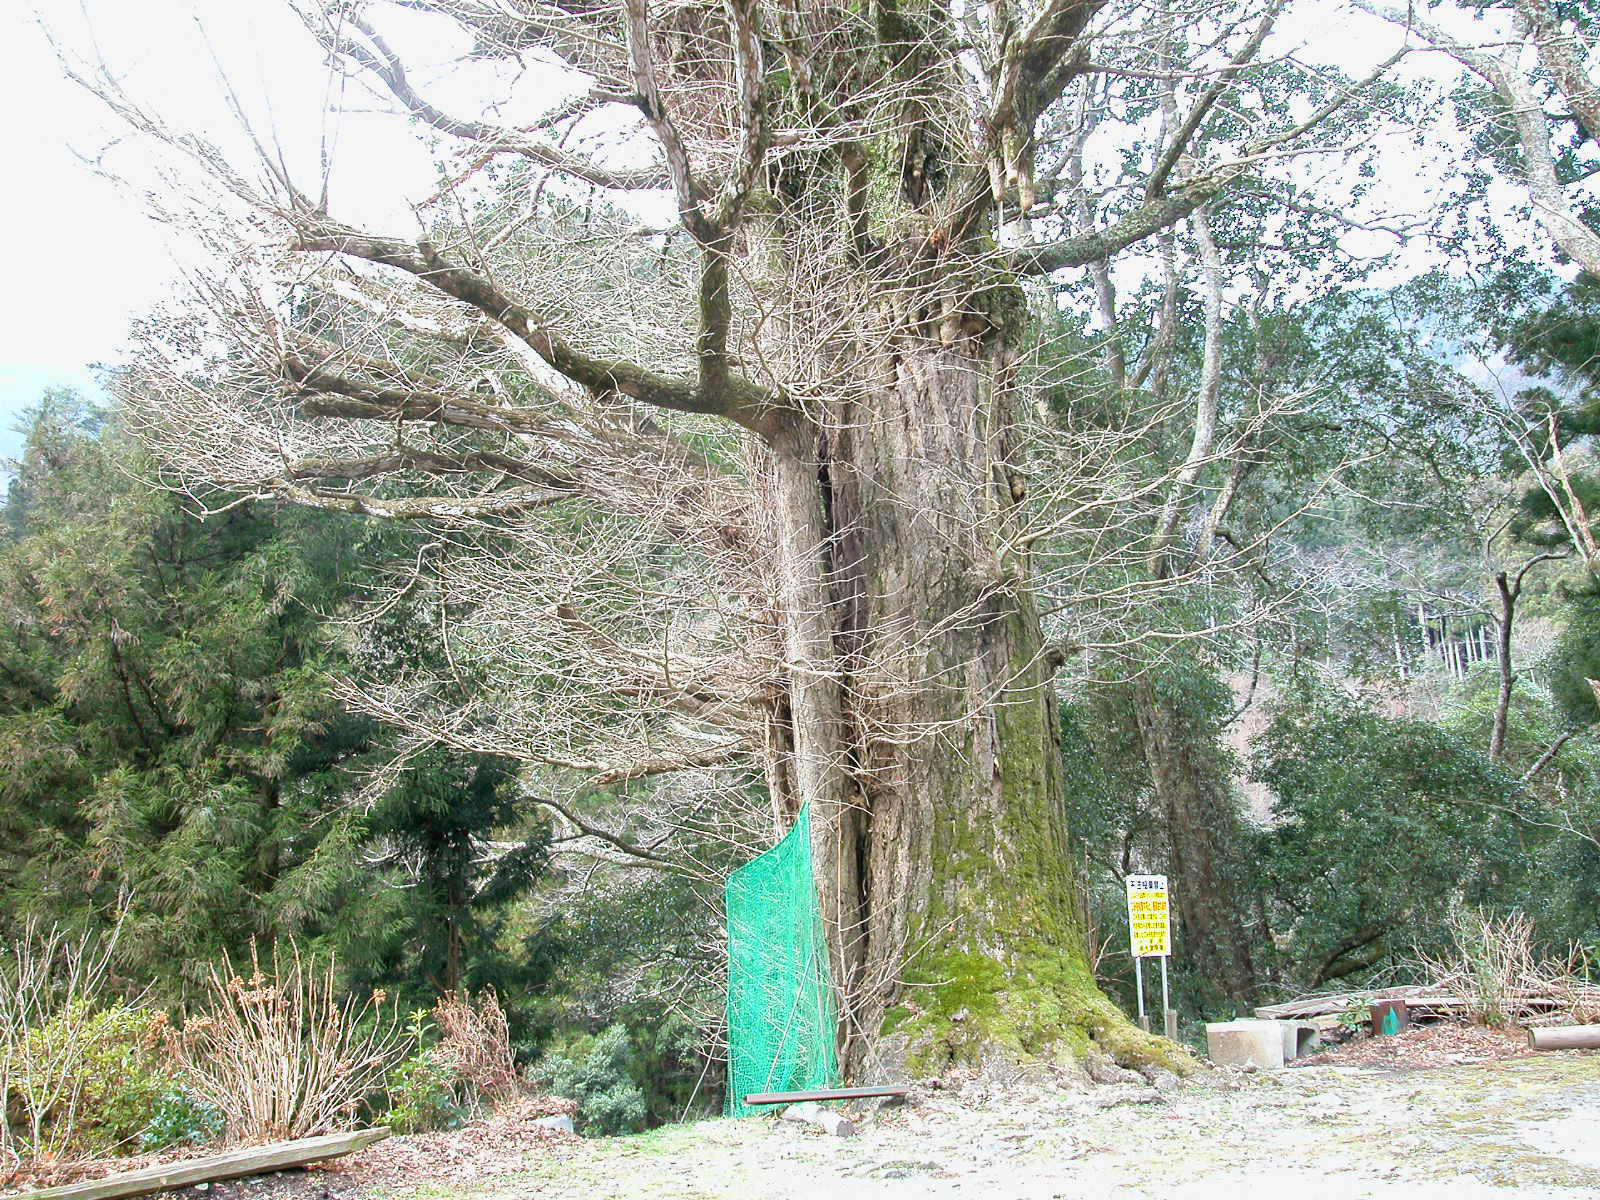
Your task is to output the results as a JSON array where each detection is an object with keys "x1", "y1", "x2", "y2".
[
  {"x1": 1130, "y1": 672, "x2": 1262, "y2": 1013},
  {"x1": 757, "y1": 219, "x2": 1185, "y2": 1074}
]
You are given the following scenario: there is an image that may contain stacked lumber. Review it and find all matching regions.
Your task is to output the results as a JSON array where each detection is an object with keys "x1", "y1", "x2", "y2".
[{"x1": 1254, "y1": 983, "x2": 1600, "y2": 1026}]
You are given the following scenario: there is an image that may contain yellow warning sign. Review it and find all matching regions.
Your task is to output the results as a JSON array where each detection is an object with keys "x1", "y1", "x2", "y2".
[{"x1": 1125, "y1": 874, "x2": 1171, "y2": 958}]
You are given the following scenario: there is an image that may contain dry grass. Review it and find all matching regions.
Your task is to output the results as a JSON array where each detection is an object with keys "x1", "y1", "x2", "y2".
[{"x1": 1418, "y1": 908, "x2": 1600, "y2": 1029}]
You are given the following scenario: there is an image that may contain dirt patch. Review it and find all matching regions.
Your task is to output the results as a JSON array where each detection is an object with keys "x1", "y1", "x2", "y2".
[
  {"x1": 349, "y1": 1048, "x2": 1600, "y2": 1200},
  {"x1": 337, "y1": 1097, "x2": 579, "y2": 1191}
]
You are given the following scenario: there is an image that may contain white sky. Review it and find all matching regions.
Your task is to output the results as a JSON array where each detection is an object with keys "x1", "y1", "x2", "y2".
[
  {"x1": 0, "y1": 4, "x2": 170, "y2": 458},
  {"x1": 0, "y1": 0, "x2": 464, "y2": 462},
  {"x1": 0, "y1": 0, "x2": 1543, "y2": 466}
]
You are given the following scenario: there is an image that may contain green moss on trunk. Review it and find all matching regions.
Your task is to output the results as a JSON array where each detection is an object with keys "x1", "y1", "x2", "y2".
[{"x1": 883, "y1": 943, "x2": 1196, "y2": 1076}]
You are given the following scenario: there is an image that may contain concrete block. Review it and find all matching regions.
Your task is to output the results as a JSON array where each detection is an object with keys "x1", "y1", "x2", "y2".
[
  {"x1": 1280, "y1": 1020, "x2": 1322, "y2": 1061},
  {"x1": 1205, "y1": 1019, "x2": 1286, "y2": 1069}
]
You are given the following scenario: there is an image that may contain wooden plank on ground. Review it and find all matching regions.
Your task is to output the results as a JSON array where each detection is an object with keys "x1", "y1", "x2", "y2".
[
  {"x1": 1254, "y1": 987, "x2": 1456, "y2": 1021},
  {"x1": 10, "y1": 1128, "x2": 392, "y2": 1200},
  {"x1": 743, "y1": 1085, "x2": 908, "y2": 1107}
]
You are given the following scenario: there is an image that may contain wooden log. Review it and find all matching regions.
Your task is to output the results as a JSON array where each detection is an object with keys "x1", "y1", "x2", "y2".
[
  {"x1": 1528, "y1": 1025, "x2": 1600, "y2": 1051},
  {"x1": 11, "y1": 1128, "x2": 392, "y2": 1200},
  {"x1": 743, "y1": 1085, "x2": 908, "y2": 1106}
]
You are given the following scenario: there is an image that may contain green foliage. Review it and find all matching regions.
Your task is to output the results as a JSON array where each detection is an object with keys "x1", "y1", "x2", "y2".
[
  {"x1": 0, "y1": 394, "x2": 372, "y2": 978},
  {"x1": 383, "y1": 1047, "x2": 465, "y2": 1134},
  {"x1": 1252, "y1": 689, "x2": 1537, "y2": 987},
  {"x1": 139, "y1": 1087, "x2": 224, "y2": 1152},
  {"x1": 382, "y1": 1013, "x2": 467, "y2": 1134},
  {"x1": 1335, "y1": 996, "x2": 1373, "y2": 1035},
  {"x1": 1060, "y1": 658, "x2": 1263, "y2": 1018},
  {"x1": 333, "y1": 752, "x2": 551, "y2": 1023},
  {"x1": 0, "y1": 395, "x2": 552, "y2": 1053},
  {"x1": 4, "y1": 1002, "x2": 178, "y2": 1157},
  {"x1": 70, "y1": 1006, "x2": 177, "y2": 1152},
  {"x1": 534, "y1": 1025, "x2": 648, "y2": 1136},
  {"x1": 519, "y1": 815, "x2": 730, "y2": 1123},
  {"x1": 1549, "y1": 592, "x2": 1600, "y2": 725}
]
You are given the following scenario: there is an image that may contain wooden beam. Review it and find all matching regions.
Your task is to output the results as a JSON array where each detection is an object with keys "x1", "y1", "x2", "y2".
[
  {"x1": 11, "y1": 1128, "x2": 392, "y2": 1200},
  {"x1": 743, "y1": 1085, "x2": 908, "y2": 1106}
]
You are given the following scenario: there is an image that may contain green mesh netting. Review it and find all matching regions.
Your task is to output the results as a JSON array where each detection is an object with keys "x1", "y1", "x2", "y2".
[{"x1": 724, "y1": 802, "x2": 839, "y2": 1115}]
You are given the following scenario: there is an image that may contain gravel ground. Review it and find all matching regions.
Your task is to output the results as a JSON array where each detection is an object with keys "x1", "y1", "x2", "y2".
[
  {"x1": 361, "y1": 1048, "x2": 1600, "y2": 1200},
  {"x1": 15, "y1": 1036, "x2": 1598, "y2": 1200}
]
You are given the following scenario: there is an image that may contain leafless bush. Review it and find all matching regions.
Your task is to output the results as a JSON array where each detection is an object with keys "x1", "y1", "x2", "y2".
[
  {"x1": 0, "y1": 921, "x2": 119, "y2": 1171},
  {"x1": 432, "y1": 991, "x2": 519, "y2": 1106},
  {"x1": 177, "y1": 944, "x2": 406, "y2": 1144},
  {"x1": 1420, "y1": 908, "x2": 1599, "y2": 1029}
]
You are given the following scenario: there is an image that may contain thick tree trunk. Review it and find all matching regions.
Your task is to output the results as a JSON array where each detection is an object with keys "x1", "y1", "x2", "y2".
[
  {"x1": 762, "y1": 293, "x2": 1188, "y2": 1077},
  {"x1": 1130, "y1": 675, "x2": 1262, "y2": 1013}
]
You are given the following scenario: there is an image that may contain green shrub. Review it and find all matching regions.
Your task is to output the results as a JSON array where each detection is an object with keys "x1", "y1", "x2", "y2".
[
  {"x1": 576, "y1": 1080, "x2": 647, "y2": 1135},
  {"x1": 72, "y1": 1006, "x2": 177, "y2": 1152},
  {"x1": 3, "y1": 1002, "x2": 178, "y2": 1157},
  {"x1": 383, "y1": 1047, "x2": 467, "y2": 1133},
  {"x1": 535, "y1": 1025, "x2": 647, "y2": 1136},
  {"x1": 139, "y1": 1087, "x2": 224, "y2": 1151},
  {"x1": 382, "y1": 1011, "x2": 466, "y2": 1134}
]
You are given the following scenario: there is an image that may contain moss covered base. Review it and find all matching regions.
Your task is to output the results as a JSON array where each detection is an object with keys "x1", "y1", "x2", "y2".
[{"x1": 879, "y1": 942, "x2": 1197, "y2": 1079}]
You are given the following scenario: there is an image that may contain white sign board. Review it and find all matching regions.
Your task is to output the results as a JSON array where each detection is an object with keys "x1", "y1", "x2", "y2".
[{"x1": 1125, "y1": 874, "x2": 1171, "y2": 958}]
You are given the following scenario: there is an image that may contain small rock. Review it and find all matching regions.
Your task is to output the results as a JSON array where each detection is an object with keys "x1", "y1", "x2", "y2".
[
  {"x1": 1140, "y1": 1066, "x2": 1182, "y2": 1092},
  {"x1": 1093, "y1": 1086, "x2": 1162, "y2": 1109},
  {"x1": 1085, "y1": 1052, "x2": 1144, "y2": 1086},
  {"x1": 854, "y1": 1091, "x2": 911, "y2": 1115},
  {"x1": 781, "y1": 1101, "x2": 857, "y2": 1136}
]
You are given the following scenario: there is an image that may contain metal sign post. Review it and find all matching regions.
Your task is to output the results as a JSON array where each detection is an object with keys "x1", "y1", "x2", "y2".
[
  {"x1": 1133, "y1": 956, "x2": 1147, "y2": 1030},
  {"x1": 1161, "y1": 955, "x2": 1175, "y2": 1040},
  {"x1": 1126, "y1": 874, "x2": 1173, "y2": 1037}
]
